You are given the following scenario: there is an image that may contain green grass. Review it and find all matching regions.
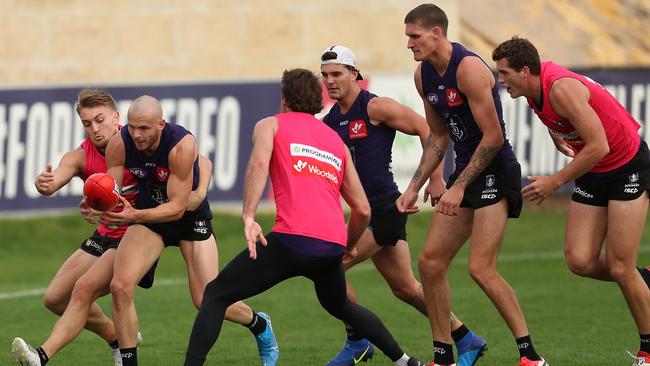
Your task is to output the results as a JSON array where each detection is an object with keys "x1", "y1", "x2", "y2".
[{"x1": 1, "y1": 202, "x2": 649, "y2": 365}]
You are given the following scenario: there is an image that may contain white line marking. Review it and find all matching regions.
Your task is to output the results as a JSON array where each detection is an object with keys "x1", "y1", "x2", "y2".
[{"x1": 1, "y1": 246, "x2": 648, "y2": 301}]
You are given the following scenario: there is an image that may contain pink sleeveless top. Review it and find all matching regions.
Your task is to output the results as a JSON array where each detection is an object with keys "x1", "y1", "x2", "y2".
[
  {"x1": 270, "y1": 112, "x2": 348, "y2": 246},
  {"x1": 81, "y1": 132, "x2": 138, "y2": 238},
  {"x1": 527, "y1": 61, "x2": 641, "y2": 173}
]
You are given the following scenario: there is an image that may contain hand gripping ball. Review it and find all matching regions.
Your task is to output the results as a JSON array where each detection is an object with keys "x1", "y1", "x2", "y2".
[{"x1": 83, "y1": 173, "x2": 120, "y2": 211}]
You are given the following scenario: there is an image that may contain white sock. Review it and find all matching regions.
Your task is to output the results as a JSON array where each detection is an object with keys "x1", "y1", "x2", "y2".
[{"x1": 394, "y1": 353, "x2": 410, "y2": 366}]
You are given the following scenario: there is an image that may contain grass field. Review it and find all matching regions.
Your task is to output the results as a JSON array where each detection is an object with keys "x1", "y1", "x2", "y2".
[{"x1": 1, "y1": 200, "x2": 649, "y2": 365}]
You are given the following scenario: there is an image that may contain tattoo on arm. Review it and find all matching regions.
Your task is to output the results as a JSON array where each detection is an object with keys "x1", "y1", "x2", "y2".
[
  {"x1": 454, "y1": 146, "x2": 499, "y2": 187},
  {"x1": 410, "y1": 135, "x2": 445, "y2": 186}
]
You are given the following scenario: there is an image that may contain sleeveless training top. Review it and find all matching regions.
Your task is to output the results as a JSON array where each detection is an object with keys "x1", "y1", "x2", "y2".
[
  {"x1": 421, "y1": 42, "x2": 517, "y2": 172},
  {"x1": 527, "y1": 61, "x2": 641, "y2": 173},
  {"x1": 80, "y1": 130, "x2": 138, "y2": 238},
  {"x1": 323, "y1": 89, "x2": 400, "y2": 204},
  {"x1": 270, "y1": 112, "x2": 348, "y2": 246},
  {"x1": 121, "y1": 123, "x2": 211, "y2": 221}
]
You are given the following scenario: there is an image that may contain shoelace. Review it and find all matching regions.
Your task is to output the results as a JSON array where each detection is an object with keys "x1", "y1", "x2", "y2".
[
  {"x1": 627, "y1": 350, "x2": 647, "y2": 366},
  {"x1": 257, "y1": 333, "x2": 277, "y2": 357}
]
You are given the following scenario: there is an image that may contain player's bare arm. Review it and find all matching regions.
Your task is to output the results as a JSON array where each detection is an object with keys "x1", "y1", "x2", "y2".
[
  {"x1": 339, "y1": 148, "x2": 371, "y2": 261},
  {"x1": 104, "y1": 133, "x2": 126, "y2": 188},
  {"x1": 452, "y1": 57, "x2": 504, "y2": 190},
  {"x1": 548, "y1": 130, "x2": 575, "y2": 157},
  {"x1": 102, "y1": 134, "x2": 196, "y2": 225},
  {"x1": 396, "y1": 64, "x2": 450, "y2": 213},
  {"x1": 367, "y1": 96, "x2": 446, "y2": 197},
  {"x1": 187, "y1": 154, "x2": 213, "y2": 211},
  {"x1": 242, "y1": 117, "x2": 276, "y2": 259},
  {"x1": 523, "y1": 78, "x2": 609, "y2": 203},
  {"x1": 34, "y1": 148, "x2": 85, "y2": 196}
]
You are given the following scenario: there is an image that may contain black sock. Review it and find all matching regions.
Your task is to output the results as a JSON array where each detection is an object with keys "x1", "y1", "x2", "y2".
[
  {"x1": 247, "y1": 312, "x2": 267, "y2": 335},
  {"x1": 516, "y1": 335, "x2": 541, "y2": 360},
  {"x1": 35, "y1": 347, "x2": 49, "y2": 365},
  {"x1": 451, "y1": 324, "x2": 469, "y2": 344},
  {"x1": 433, "y1": 340, "x2": 454, "y2": 365},
  {"x1": 637, "y1": 267, "x2": 650, "y2": 288},
  {"x1": 346, "y1": 328, "x2": 364, "y2": 342},
  {"x1": 120, "y1": 347, "x2": 138, "y2": 366},
  {"x1": 641, "y1": 334, "x2": 650, "y2": 353},
  {"x1": 108, "y1": 339, "x2": 119, "y2": 349}
]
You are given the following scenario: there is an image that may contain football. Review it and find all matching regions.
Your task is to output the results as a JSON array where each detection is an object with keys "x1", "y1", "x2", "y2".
[{"x1": 83, "y1": 173, "x2": 120, "y2": 211}]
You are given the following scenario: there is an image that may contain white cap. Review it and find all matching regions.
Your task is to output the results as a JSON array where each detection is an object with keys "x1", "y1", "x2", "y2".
[{"x1": 320, "y1": 45, "x2": 363, "y2": 80}]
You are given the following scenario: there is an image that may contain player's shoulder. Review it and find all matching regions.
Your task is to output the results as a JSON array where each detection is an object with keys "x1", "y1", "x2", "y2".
[
  {"x1": 367, "y1": 95, "x2": 401, "y2": 118},
  {"x1": 62, "y1": 145, "x2": 87, "y2": 167}
]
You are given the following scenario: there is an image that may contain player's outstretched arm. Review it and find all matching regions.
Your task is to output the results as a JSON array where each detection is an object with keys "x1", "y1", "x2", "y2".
[
  {"x1": 34, "y1": 148, "x2": 84, "y2": 196},
  {"x1": 242, "y1": 117, "x2": 276, "y2": 259}
]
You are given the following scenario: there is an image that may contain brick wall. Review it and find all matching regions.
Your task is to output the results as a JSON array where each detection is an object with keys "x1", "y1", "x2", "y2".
[{"x1": 0, "y1": 0, "x2": 457, "y2": 85}]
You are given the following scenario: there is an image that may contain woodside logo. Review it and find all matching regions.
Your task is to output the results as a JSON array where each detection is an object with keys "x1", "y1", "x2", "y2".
[{"x1": 290, "y1": 143, "x2": 340, "y2": 183}]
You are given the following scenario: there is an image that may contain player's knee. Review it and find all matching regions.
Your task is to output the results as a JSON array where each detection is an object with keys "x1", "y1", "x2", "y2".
[
  {"x1": 565, "y1": 251, "x2": 595, "y2": 276},
  {"x1": 191, "y1": 293, "x2": 203, "y2": 310},
  {"x1": 391, "y1": 282, "x2": 420, "y2": 303},
  {"x1": 110, "y1": 277, "x2": 135, "y2": 302},
  {"x1": 418, "y1": 253, "x2": 445, "y2": 278},
  {"x1": 70, "y1": 278, "x2": 98, "y2": 303},
  {"x1": 42, "y1": 290, "x2": 66, "y2": 315},
  {"x1": 607, "y1": 260, "x2": 633, "y2": 283},
  {"x1": 468, "y1": 265, "x2": 485, "y2": 284}
]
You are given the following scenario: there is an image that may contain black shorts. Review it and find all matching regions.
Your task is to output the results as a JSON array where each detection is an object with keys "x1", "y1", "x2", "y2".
[
  {"x1": 143, "y1": 218, "x2": 214, "y2": 247},
  {"x1": 447, "y1": 162, "x2": 523, "y2": 218},
  {"x1": 572, "y1": 141, "x2": 650, "y2": 207},
  {"x1": 80, "y1": 230, "x2": 120, "y2": 257},
  {"x1": 369, "y1": 193, "x2": 407, "y2": 246},
  {"x1": 79, "y1": 230, "x2": 157, "y2": 289}
]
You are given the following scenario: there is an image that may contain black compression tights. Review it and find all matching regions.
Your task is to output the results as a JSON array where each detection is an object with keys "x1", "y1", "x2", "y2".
[{"x1": 184, "y1": 233, "x2": 404, "y2": 365}]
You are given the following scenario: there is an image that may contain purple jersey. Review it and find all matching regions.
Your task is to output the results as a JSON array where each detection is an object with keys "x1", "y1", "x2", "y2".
[
  {"x1": 421, "y1": 42, "x2": 517, "y2": 172},
  {"x1": 121, "y1": 123, "x2": 211, "y2": 221},
  {"x1": 323, "y1": 89, "x2": 400, "y2": 204}
]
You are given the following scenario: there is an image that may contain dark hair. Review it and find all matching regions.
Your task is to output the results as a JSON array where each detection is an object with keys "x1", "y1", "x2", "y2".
[
  {"x1": 76, "y1": 88, "x2": 118, "y2": 116},
  {"x1": 404, "y1": 4, "x2": 448, "y2": 36},
  {"x1": 281, "y1": 68, "x2": 323, "y2": 114},
  {"x1": 321, "y1": 51, "x2": 357, "y2": 73},
  {"x1": 492, "y1": 36, "x2": 541, "y2": 75}
]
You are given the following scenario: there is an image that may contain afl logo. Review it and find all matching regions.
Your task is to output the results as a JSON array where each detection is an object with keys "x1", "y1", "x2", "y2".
[
  {"x1": 129, "y1": 168, "x2": 146, "y2": 178},
  {"x1": 427, "y1": 93, "x2": 439, "y2": 104}
]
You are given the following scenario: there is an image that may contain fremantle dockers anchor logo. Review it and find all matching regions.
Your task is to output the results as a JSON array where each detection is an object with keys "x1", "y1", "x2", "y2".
[
  {"x1": 445, "y1": 114, "x2": 466, "y2": 142},
  {"x1": 486, "y1": 174, "x2": 496, "y2": 188},
  {"x1": 630, "y1": 172, "x2": 640, "y2": 183}
]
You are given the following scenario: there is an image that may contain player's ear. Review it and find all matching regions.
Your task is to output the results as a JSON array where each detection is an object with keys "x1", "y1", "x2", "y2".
[{"x1": 158, "y1": 119, "x2": 166, "y2": 129}]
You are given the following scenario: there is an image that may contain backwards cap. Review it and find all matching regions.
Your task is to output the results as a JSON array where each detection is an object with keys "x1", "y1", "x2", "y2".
[{"x1": 320, "y1": 45, "x2": 363, "y2": 80}]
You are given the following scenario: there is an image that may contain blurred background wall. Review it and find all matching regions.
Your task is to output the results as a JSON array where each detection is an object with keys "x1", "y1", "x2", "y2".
[
  {"x1": 0, "y1": 0, "x2": 457, "y2": 85},
  {"x1": 2, "y1": 0, "x2": 649, "y2": 87}
]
